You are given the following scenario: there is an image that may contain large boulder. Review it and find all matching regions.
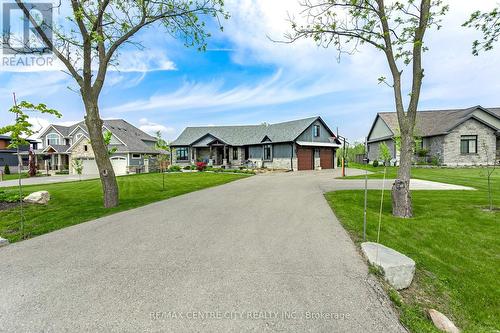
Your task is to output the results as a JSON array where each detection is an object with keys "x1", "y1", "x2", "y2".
[
  {"x1": 428, "y1": 309, "x2": 460, "y2": 333},
  {"x1": 0, "y1": 237, "x2": 8, "y2": 248},
  {"x1": 23, "y1": 191, "x2": 50, "y2": 205},
  {"x1": 361, "y1": 242, "x2": 415, "y2": 290}
]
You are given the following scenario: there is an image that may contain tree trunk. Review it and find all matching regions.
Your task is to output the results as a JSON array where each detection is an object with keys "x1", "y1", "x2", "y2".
[
  {"x1": 392, "y1": 131, "x2": 413, "y2": 217},
  {"x1": 83, "y1": 99, "x2": 119, "y2": 208}
]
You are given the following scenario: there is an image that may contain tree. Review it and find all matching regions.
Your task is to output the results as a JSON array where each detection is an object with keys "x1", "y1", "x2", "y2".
[
  {"x1": 481, "y1": 141, "x2": 497, "y2": 211},
  {"x1": 154, "y1": 131, "x2": 170, "y2": 190},
  {"x1": 103, "y1": 131, "x2": 117, "y2": 156},
  {"x1": 463, "y1": 6, "x2": 500, "y2": 55},
  {"x1": 14, "y1": 0, "x2": 228, "y2": 208},
  {"x1": 285, "y1": 0, "x2": 448, "y2": 217},
  {"x1": 72, "y1": 159, "x2": 84, "y2": 181},
  {"x1": 379, "y1": 142, "x2": 392, "y2": 166},
  {"x1": 0, "y1": 101, "x2": 61, "y2": 238}
]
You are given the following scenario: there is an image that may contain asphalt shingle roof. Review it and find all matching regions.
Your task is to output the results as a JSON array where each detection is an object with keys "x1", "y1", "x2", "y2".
[
  {"x1": 43, "y1": 119, "x2": 158, "y2": 153},
  {"x1": 171, "y1": 117, "x2": 322, "y2": 146},
  {"x1": 377, "y1": 106, "x2": 500, "y2": 137}
]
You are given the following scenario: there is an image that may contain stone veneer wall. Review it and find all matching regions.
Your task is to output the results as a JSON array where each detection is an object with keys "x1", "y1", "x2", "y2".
[
  {"x1": 70, "y1": 138, "x2": 94, "y2": 174},
  {"x1": 442, "y1": 119, "x2": 497, "y2": 166}
]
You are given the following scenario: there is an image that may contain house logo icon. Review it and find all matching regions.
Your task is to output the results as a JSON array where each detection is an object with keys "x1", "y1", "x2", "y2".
[{"x1": 2, "y1": 2, "x2": 53, "y2": 55}]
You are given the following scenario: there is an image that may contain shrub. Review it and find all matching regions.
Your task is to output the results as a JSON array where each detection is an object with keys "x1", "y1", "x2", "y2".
[
  {"x1": 55, "y1": 170, "x2": 69, "y2": 175},
  {"x1": 4, "y1": 165, "x2": 11, "y2": 174},
  {"x1": 195, "y1": 162, "x2": 207, "y2": 171},
  {"x1": 372, "y1": 160, "x2": 379, "y2": 167},
  {"x1": 183, "y1": 165, "x2": 192, "y2": 170},
  {"x1": 168, "y1": 165, "x2": 181, "y2": 172},
  {"x1": 430, "y1": 156, "x2": 440, "y2": 166}
]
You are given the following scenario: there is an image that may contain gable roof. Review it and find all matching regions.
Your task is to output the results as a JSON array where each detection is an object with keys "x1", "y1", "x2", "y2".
[
  {"x1": 39, "y1": 119, "x2": 158, "y2": 153},
  {"x1": 171, "y1": 116, "x2": 335, "y2": 146},
  {"x1": 369, "y1": 105, "x2": 500, "y2": 140}
]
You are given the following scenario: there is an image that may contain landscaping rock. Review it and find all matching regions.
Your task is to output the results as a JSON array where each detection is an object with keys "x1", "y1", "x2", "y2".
[
  {"x1": 0, "y1": 237, "x2": 9, "y2": 248},
  {"x1": 23, "y1": 191, "x2": 50, "y2": 205},
  {"x1": 428, "y1": 309, "x2": 460, "y2": 333},
  {"x1": 361, "y1": 242, "x2": 415, "y2": 290}
]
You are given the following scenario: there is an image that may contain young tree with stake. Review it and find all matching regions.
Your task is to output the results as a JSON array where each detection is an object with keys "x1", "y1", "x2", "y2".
[
  {"x1": 14, "y1": 0, "x2": 228, "y2": 208},
  {"x1": 285, "y1": 0, "x2": 448, "y2": 217}
]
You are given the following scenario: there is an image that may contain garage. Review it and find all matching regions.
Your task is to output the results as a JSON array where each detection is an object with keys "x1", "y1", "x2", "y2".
[
  {"x1": 297, "y1": 147, "x2": 313, "y2": 170},
  {"x1": 320, "y1": 148, "x2": 334, "y2": 169},
  {"x1": 110, "y1": 157, "x2": 127, "y2": 175},
  {"x1": 80, "y1": 158, "x2": 99, "y2": 175}
]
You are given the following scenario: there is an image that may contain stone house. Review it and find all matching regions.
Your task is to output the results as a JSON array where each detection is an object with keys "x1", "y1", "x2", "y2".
[
  {"x1": 367, "y1": 106, "x2": 500, "y2": 166},
  {"x1": 170, "y1": 116, "x2": 341, "y2": 171},
  {"x1": 36, "y1": 119, "x2": 161, "y2": 175}
]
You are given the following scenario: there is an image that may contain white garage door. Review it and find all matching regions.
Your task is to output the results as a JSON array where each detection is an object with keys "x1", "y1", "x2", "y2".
[
  {"x1": 111, "y1": 157, "x2": 127, "y2": 175},
  {"x1": 81, "y1": 158, "x2": 99, "y2": 175}
]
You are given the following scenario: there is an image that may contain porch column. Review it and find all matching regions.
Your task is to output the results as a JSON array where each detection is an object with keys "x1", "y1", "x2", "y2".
[
  {"x1": 193, "y1": 147, "x2": 197, "y2": 163},
  {"x1": 223, "y1": 145, "x2": 227, "y2": 166},
  {"x1": 209, "y1": 146, "x2": 213, "y2": 166}
]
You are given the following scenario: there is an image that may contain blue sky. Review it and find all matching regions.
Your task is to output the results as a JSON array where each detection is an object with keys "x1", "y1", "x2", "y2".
[{"x1": 1, "y1": 0, "x2": 499, "y2": 143}]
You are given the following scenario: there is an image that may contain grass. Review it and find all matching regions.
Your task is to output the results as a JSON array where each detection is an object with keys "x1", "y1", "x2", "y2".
[
  {"x1": 0, "y1": 172, "x2": 249, "y2": 243},
  {"x1": 326, "y1": 167, "x2": 499, "y2": 332},
  {"x1": 0, "y1": 172, "x2": 49, "y2": 181}
]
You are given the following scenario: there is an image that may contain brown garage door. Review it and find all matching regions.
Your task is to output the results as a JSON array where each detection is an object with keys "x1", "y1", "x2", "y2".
[
  {"x1": 320, "y1": 148, "x2": 334, "y2": 169},
  {"x1": 297, "y1": 147, "x2": 313, "y2": 170}
]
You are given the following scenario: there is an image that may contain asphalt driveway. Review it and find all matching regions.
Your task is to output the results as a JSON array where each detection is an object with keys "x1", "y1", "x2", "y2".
[{"x1": 0, "y1": 169, "x2": 409, "y2": 332}]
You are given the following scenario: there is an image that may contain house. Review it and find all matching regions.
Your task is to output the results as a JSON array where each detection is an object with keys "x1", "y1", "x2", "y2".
[
  {"x1": 170, "y1": 116, "x2": 341, "y2": 171},
  {"x1": 367, "y1": 105, "x2": 500, "y2": 166},
  {"x1": 0, "y1": 135, "x2": 38, "y2": 173},
  {"x1": 36, "y1": 119, "x2": 160, "y2": 175}
]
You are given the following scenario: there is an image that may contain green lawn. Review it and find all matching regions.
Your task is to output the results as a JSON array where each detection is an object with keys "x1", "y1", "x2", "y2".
[
  {"x1": 0, "y1": 172, "x2": 248, "y2": 243},
  {"x1": 0, "y1": 172, "x2": 50, "y2": 181},
  {"x1": 326, "y1": 167, "x2": 499, "y2": 333}
]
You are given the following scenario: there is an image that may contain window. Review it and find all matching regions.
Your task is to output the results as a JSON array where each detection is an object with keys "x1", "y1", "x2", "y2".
[
  {"x1": 176, "y1": 148, "x2": 188, "y2": 161},
  {"x1": 232, "y1": 147, "x2": 238, "y2": 160},
  {"x1": 84, "y1": 145, "x2": 88, "y2": 152},
  {"x1": 460, "y1": 135, "x2": 477, "y2": 154},
  {"x1": 132, "y1": 153, "x2": 142, "y2": 159},
  {"x1": 263, "y1": 144, "x2": 272, "y2": 161},
  {"x1": 65, "y1": 139, "x2": 71, "y2": 145},
  {"x1": 46, "y1": 133, "x2": 60, "y2": 145},
  {"x1": 313, "y1": 125, "x2": 320, "y2": 137}
]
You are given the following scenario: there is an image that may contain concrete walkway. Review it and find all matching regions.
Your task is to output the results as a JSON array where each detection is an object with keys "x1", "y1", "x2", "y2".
[
  {"x1": 0, "y1": 174, "x2": 99, "y2": 188},
  {"x1": 0, "y1": 169, "x2": 470, "y2": 332}
]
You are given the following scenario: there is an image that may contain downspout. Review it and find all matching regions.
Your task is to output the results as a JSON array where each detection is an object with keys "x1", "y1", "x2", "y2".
[{"x1": 290, "y1": 142, "x2": 294, "y2": 171}]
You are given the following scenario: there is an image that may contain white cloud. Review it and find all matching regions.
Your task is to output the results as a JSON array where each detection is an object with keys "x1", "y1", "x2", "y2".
[
  {"x1": 138, "y1": 118, "x2": 176, "y2": 139},
  {"x1": 105, "y1": 70, "x2": 350, "y2": 113}
]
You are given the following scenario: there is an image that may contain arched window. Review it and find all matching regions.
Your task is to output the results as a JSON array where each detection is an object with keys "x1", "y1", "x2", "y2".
[{"x1": 47, "y1": 133, "x2": 60, "y2": 145}]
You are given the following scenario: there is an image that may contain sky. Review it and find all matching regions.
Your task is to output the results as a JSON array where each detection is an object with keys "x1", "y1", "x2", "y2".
[{"x1": 0, "y1": 0, "x2": 499, "y2": 143}]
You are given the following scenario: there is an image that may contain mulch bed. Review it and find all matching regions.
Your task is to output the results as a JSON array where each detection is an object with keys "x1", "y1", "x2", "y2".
[{"x1": 0, "y1": 202, "x2": 20, "y2": 211}]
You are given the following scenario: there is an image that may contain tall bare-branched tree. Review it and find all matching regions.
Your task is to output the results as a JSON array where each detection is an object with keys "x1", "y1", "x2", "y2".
[
  {"x1": 14, "y1": 0, "x2": 228, "y2": 208},
  {"x1": 284, "y1": 0, "x2": 448, "y2": 217}
]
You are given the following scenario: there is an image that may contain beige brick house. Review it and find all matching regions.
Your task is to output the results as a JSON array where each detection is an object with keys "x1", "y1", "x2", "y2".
[{"x1": 367, "y1": 106, "x2": 500, "y2": 166}]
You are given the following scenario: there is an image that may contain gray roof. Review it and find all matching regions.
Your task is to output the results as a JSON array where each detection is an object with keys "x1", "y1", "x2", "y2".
[
  {"x1": 171, "y1": 116, "x2": 327, "y2": 146},
  {"x1": 43, "y1": 119, "x2": 158, "y2": 153},
  {"x1": 377, "y1": 105, "x2": 500, "y2": 137}
]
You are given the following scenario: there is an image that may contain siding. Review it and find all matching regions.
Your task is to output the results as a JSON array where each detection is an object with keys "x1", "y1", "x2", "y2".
[
  {"x1": 248, "y1": 146, "x2": 262, "y2": 159},
  {"x1": 296, "y1": 120, "x2": 332, "y2": 143},
  {"x1": 367, "y1": 139, "x2": 396, "y2": 162},
  {"x1": 273, "y1": 143, "x2": 294, "y2": 158},
  {"x1": 368, "y1": 117, "x2": 393, "y2": 141}
]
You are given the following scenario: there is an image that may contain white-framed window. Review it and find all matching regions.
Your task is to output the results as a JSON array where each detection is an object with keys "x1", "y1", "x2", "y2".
[
  {"x1": 132, "y1": 153, "x2": 142, "y2": 159},
  {"x1": 460, "y1": 135, "x2": 477, "y2": 154},
  {"x1": 46, "y1": 133, "x2": 60, "y2": 145},
  {"x1": 263, "y1": 144, "x2": 272, "y2": 161},
  {"x1": 313, "y1": 125, "x2": 320, "y2": 137}
]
